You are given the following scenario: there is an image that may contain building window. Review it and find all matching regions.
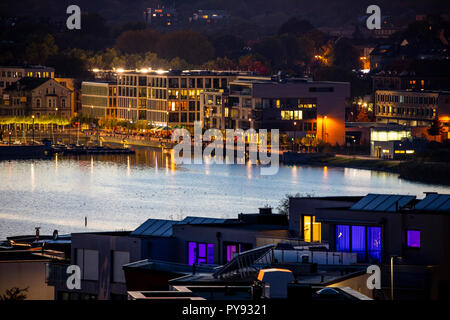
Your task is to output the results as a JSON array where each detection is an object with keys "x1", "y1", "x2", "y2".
[
  {"x1": 76, "y1": 249, "x2": 99, "y2": 281},
  {"x1": 226, "y1": 244, "x2": 241, "y2": 262},
  {"x1": 336, "y1": 225, "x2": 382, "y2": 262},
  {"x1": 303, "y1": 215, "x2": 321, "y2": 242},
  {"x1": 223, "y1": 242, "x2": 251, "y2": 262},
  {"x1": 336, "y1": 225, "x2": 350, "y2": 252},
  {"x1": 188, "y1": 242, "x2": 214, "y2": 265},
  {"x1": 406, "y1": 230, "x2": 420, "y2": 248},
  {"x1": 112, "y1": 251, "x2": 130, "y2": 283},
  {"x1": 61, "y1": 99, "x2": 65, "y2": 108},
  {"x1": 351, "y1": 226, "x2": 366, "y2": 261},
  {"x1": 367, "y1": 227, "x2": 382, "y2": 261},
  {"x1": 36, "y1": 99, "x2": 40, "y2": 108}
]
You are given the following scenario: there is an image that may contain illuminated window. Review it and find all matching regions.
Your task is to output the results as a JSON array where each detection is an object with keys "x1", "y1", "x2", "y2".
[
  {"x1": 276, "y1": 100, "x2": 280, "y2": 108},
  {"x1": 188, "y1": 242, "x2": 214, "y2": 265},
  {"x1": 406, "y1": 230, "x2": 420, "y2": 248},
  {"x1": 303, "y1": 215, "x2": 321, "y2": 242},
  {"x1": 336, "y1": 225, "x2": 382, "y2": 262}
]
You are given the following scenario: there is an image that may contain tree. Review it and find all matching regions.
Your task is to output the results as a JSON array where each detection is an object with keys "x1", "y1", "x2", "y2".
[
  {"x1": 0, "y1": 287, "x2": 28, "y2": 300},
  {"x1": 278, "y1": 17, "x2": 315, "y2": 37},
  {"x1": 332, "y1": 38, "x2": 361, "y2": 70},
  {"x1": 156, "y1": 30, "x2": 214, "y2": 66},
  {"x1": 356, "y1": 108, "x2": 370, "y2": 122},
  {"x1": 253, "y1": 37, "x2": 286, "y2": 67},
  {"x1": 211, "y1": 34, "x2": 245, "y2": 59},
  {"x1": 115, "y1": 29, "x2": 160, "y2": 54},
  {"x1": 238, "y1": 54, "x2": 271, "y2": 75},
  {"x1": 277, "y1": 193, "x2": 309, "y2": 217},
  {"x1": 25, "y1": 34, "x2": 58, "y2": 65}
]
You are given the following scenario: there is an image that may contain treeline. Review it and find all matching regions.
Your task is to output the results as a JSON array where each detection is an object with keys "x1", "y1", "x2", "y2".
[{"x1": 0, "y1": 13, "x2": 371, "y2": 97}]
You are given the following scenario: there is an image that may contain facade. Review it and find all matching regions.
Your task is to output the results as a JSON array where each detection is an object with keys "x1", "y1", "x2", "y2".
[
  {"x1": 288, "y1": 193, "x2": 450, "y2": 300},
  {"x1": 171, "y1": 209, "x2": 289, "y2": 266},
  {"x1": 370, "y1": 126, "x2": 426, "y2": 159},
  {"x1": 375, "y1": 90, "x2": 450, "y2": 128},
  {"x1": 226, "y1": 76, "x2": 350, "y2": 145},
  {"x1": 115, "y1": 70, "x2": 243, "y2": 128},
  {"x1": 55, "y1": 78, "x2": 81, "y2": 116},
  {"x1": 81, "y1": 81, "x2": 117, "y2": 119},
  {"x1": 199, "y1": 88, "x2": 230, "y2": 130},
  {"x1": 0, "y1": 65, "x2": 55, "y2": 96},
  {"x1": 0, "y1": 78, "x2": 72, "y2": 118}
]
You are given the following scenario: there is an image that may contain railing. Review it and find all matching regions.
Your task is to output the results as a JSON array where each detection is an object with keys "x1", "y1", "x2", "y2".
[
  {"x1": 256, "y1": 236, "x2": 329, "y2": 249},
  {"x1": 273, "y1": 249, "x2": 358, "y2": 265}
]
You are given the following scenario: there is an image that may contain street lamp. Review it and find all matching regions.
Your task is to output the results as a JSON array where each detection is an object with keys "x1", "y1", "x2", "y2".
[
  {"x1": 166, "y1": 111, "x2": 169, "y2": 139},
  {"x1": 32, "y1": 115, "x2": 35, "y2": 145},
  {"x1": 390, "y1": 255, "x2": 402, "y2": 301}
]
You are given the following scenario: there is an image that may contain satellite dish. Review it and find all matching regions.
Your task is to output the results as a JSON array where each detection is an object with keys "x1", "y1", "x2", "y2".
[{"x1": 52, "y1": 229, "x2": 58, "y2": 241}]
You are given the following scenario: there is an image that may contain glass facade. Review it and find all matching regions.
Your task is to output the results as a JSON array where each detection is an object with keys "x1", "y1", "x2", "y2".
[{"x1": 336, "y1": 225, "x2": 382, "y2": 262}]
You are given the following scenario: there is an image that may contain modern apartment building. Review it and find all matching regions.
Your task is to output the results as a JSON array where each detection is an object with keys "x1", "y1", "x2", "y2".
[
  {"x1": 374, "y1": 90, "x2": 450, "y2": 128},
  {"x1": 0, "y1": 65, "x2": 55, "y2": 95},
  {"x1": 115, "y1": 70, "x2": 243, "y2": 128},
  {"x1": 222, "y1": 76, "x2": 350, "y2": 146},
  {"x1": 81, "y1": 81, "x2": 117, "y2": 119}
]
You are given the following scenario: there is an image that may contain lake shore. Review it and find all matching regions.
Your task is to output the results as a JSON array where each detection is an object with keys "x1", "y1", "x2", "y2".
[{"x1": 282, "y1": 153, "x2": 450, "y2": 186}]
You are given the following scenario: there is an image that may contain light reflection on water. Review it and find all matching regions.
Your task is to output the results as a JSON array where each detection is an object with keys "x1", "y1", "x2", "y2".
[{"x1": 1, "y1": 148, "x2": 449, "y2": 239}]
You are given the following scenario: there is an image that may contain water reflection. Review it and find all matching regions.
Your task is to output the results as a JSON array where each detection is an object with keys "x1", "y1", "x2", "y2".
[{"x1": 1, "y1": 148, "x2": 449, "y2": 239}]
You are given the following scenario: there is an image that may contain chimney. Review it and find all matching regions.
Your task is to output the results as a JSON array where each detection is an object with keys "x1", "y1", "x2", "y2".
[{"x1": 259, "y1": 207, "x2": 272, "y2": 215}]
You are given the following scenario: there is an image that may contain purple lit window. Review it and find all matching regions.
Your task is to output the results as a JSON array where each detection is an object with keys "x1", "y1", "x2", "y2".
[
  {"x1": 187, "y1": 242, "x2": 215, "y2": 265},
  {"x1": 207, "y1": 244, "x2": 214, "y2": 264},
  {"x1": 367, "y1": 227, "x2": 382, "y2": 261},
  {"x1": 336, "y1": 225, "x2": 350, "y2": 252},
  {"x1": 407, "y1": 230, "x2": 420, "y2": 248},
  {"x1": 227, "y1": 245, "x2": 236, "y2": 262},
  {"x1": 226, "y1": 244, "x2": 242, "y2": 262},
  {"x1": 188, "y1": 242, "x2": 197, "y2": 265},
  {"x1": 351, "y1": 226, "x2": 366, "y2": 260}
]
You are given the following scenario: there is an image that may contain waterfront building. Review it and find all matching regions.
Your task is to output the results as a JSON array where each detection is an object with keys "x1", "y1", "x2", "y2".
[
  {"x1": 199, "y1": 88, "x2": 241, "y2": 130},
  {"x1": 369, "y1": 126, "x2": 426, "y2": 159},
  {"x1": 55, "y1": 78, "x2": 81, "y2": 116},
  {"x1": 0, "y1": 65, "x2": 55, "y2": 96},
  {"x1": 0, "y1": 77, "x2": 72, "y2": 118},
  {"x1": 374, "y1": 89, "x2": 450, "y2": 141},
  {"x1": 288, "y1": 193, "x2": 450, "y2": 300},
  {"x1": 115, "y1": 70, "x2": 244, "y2": 129},
  {"x1": 81, "y1": 81, "x2": 117, "y2": 119},
  {"x1": 224, "y1": 75, "x2": 350, "y2": 146}
]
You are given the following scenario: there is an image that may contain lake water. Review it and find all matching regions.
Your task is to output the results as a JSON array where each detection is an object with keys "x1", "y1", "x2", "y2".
[{"x1": 1, "y1": 148, "x2": 449, "y2": 239}]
